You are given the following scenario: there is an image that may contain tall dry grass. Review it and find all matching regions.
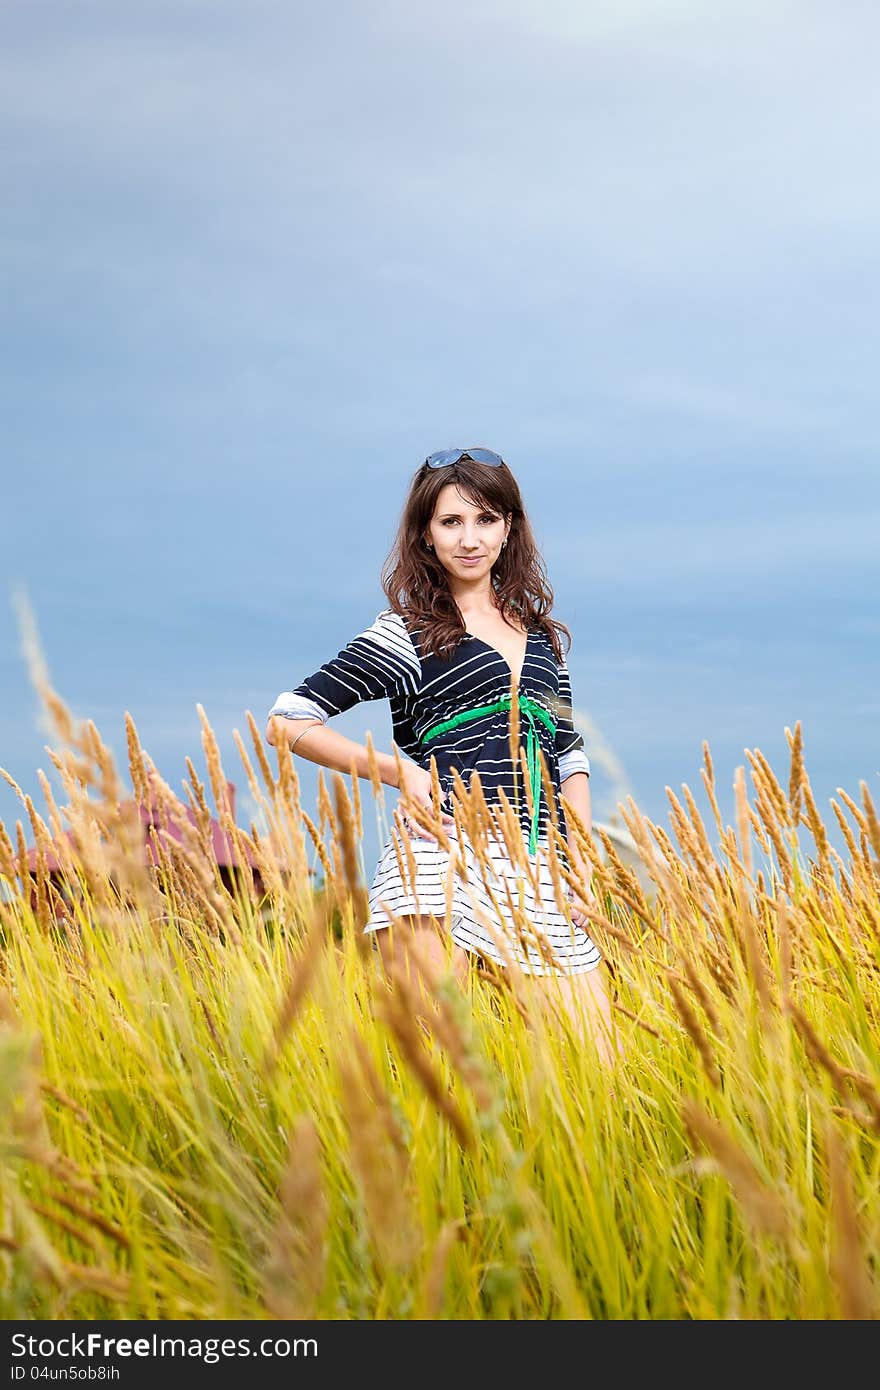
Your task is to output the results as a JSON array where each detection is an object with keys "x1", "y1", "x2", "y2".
[{"x1": 0, "y1": 677, "x2": 878, "y2": 1319}]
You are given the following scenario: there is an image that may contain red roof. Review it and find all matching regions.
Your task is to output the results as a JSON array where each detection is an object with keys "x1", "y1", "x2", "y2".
[{"x1": 24, "y1": 780, "x2": 260, "y2": 875}]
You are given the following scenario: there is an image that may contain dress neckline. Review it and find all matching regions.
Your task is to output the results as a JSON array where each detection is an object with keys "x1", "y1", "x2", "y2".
[{"x1": 464, "y1": 628, "x2": 532, "y2": 687}]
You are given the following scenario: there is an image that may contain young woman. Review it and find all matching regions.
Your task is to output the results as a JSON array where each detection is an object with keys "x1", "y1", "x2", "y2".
[{"x1": 266, "y1": 448, "x2": 615, "y2": 1055}]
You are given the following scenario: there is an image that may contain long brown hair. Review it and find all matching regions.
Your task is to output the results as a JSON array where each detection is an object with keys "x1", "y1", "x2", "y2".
[{"x1": 380, "y1": 456, "x2": 571, "y2": 664}]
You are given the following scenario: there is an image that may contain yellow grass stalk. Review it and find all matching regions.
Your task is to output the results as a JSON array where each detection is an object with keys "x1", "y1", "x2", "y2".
[
  {"x1": 448, "y1": 766, "x2": 482, "y2": 849},
  {"x1": 665, "y1": 785, "x2": 703, "y2": 866},
  {"x1": 39, "y1": 685, "x2": 77, "y2": 749},
  {"x1": 517, "y1": 745, "x2": 535, "y2": 826},
  {"x1": 246, "y1": 708, "x2": 277, "y2": 795},
  {"x1": 611, "y1": 1001, "x2": 663, "y2": 1041},
  {"x1": 399, "y1": 783, "x2": 451, "y2": 853},
  {"x1": 338, "y1": 1037, "x2": 417, "y2": 1271},
  {"x1": 195, "y1": 708, "x2": 225, "y2": 811},
  {"x1": 507, "y1": 671, "x2": 521, "y2": 816},
  {"x1": 800, "y1": 773, "x2": 832, "y2": 883},
  {"x1": 825, "y1": 1121, "x2": 876, "y2": 1320},
  {"x1": 593, "y1": 828, "x2": 645, "y2": 907},
  {"x1": 262, "y1": 903, "x2": 329, "y2": 1075},
  {"x1": 680, "y1": 953, "x2": 722, "y2": 1036},
  {"x1": 123, "y1": 711, "x2": 149, "y2": 806},
  {"x1": 733, "y1": 766, "x2": 754, "y2": 882},
  {"x1": 0, "y1": 816, "x2": 18, "y2": 885},
  {"x1": 272, "y1": 768, "x2": 313, "y2": 904},
  {"x1": 378, "y1": 970, "x2": 475, "y2": 1151},
  {"x1": 542, "y1": 820, "x2": 577, "y2": 918},
  {"x1": 262, "y1": 1115, "x2": 328, "y2": 1319},
  {"x1": 665, "y1": 786, "x2": 719, "y2": 904},
  {"x1": 387, "y1": 820, "x2": 414, "y2": 901},
  {"x1": 750, "y1": 776, "x2": 794, "y2": 895},
  {"x1": 35, "y1": 768, "x2": 68, "y2": 857},
  {"x1": 349, "y1": 755, "x2": 363, "y2": 842},
  {"x1": 860, "y1": 781, "x2": 880, "y2": 864},
  {"x1": 83, "y1": 719, "x2": 123, "y2": 807},
  {"x1": 61, "y1": 1261, "x2": 132, "y2": 1302},
  {"x1": 748, "y1": 806, "x2": 772, "y2": 858},
  {"x1": 364, "y1": 730, "x2": 384, "y2": 804},
  {"x1": 300, "y1": 808, "x2": 332, "y2": 880},
  {"x1": 651, "y1": 820, "x2": 683, "y2": 873},
  {"x1": 835, "y1": 786, "x2": 875, "y2": 870},
  {"x1": 700, "y1": 739, "x2": 724, "y2": 838},
  {"x1": 314, "y1": 772, "x2": 337, "y2": 845},
  {"x1": 333, "y1": 772, "x2": 369, "y2": 938},
  {"x1": 830, "y1": 798, "x2": 859, "y2": 863},
  {"x1": 394, "y1": 810, "x2": 421, "y2": 904},
  {"x1": 747, "y1": 748, "x2": 791, "y2": 827},
  {"x1": 348, "y1": 1033, "x2": 410, "y2": 1167},
  {"x1": 183, "y1": 757, "x2": 214, "y2": 857},
  {"x1": 681, "y1": 1099, "x2": 790, "y2": 1240},
  {"x1": 13, "y1": 820, "x2": 28, "y2": 892},
  {"x1": 23, "y1": 795, "x2": 52, "y2": 932},
  {"x1": 464, "y1": 768, "x2": 494, "y2": 846},
  {"x1": 787, "y1": 1002, "x2": 880, "y2": 1135},
  {"x1": 537, "y1": 744, "x2": 559, "y2": 836},
  {"x1": 421, "y1": 1221, "x2": 462, "y2": 1318},
  {"x1": 736, "y1": 883, "x2": 773, "y2": 1018},
  {"x1": 273, "y1": 729, "x2": 300, "y2": 819},
  {"x1": 494, "y1": 786, "x2": 536, "y2": 884},
  {"x1": 785, "y1": 721, "x2": 804, "y2": 826},
  {"x1": 681, "y1": 782, "x2": 715, "y2": 871},
  {"x1": 667, "y1": 976, "x2": 721, "y2": 1088},
  {"x1": 26, "y1": 1200, "x2": 98, "y2": 1253},
  {"x1": 230, "y1": 727, "x2": 267, "y2": 820},
  {"x1": 495, "y1": 876, "x2": 561, "y2": 974},
  {"x1": 429, "y1": 986, "x2": 496, "y2": 1116},
  {"x1": 45, "y1": 1192, "x2": 130, "y2": 1249}
]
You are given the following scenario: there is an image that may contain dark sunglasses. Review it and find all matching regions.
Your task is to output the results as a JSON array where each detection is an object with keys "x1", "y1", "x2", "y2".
[{"x1": 423, "y1": 447, "x2": 506, "y2": 469}]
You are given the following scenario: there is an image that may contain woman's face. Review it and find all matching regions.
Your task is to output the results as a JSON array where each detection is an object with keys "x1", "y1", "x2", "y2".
[{"x1": 424, "y1": 482, "x2": 510, "y2": 584}]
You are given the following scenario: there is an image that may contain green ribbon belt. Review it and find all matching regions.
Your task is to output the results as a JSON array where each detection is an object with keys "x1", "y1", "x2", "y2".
[{"x1": 420, "y1": 693, "x2": 557, "y2": 854}]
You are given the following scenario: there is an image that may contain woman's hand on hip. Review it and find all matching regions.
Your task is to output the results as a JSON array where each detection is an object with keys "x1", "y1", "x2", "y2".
[
  {"x1": 396, "y1": 763, "x2": 455, "y2": 842},
  {"x1": 567, "y1": 878, "x2": 598, "y2": 929}
]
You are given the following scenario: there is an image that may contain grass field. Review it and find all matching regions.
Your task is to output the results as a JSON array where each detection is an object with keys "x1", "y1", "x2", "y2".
[{"x1": 1, "y1": 685, "x2": 878, "y2": 1319}]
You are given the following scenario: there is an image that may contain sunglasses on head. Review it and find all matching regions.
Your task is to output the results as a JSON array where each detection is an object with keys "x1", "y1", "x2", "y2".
[{"x1": 423, "y1": 447, "x2": 506, "y2": 469}]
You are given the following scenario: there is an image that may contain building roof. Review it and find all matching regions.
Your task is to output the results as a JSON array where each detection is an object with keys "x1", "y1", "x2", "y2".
[{"x1": 24, "y1": 780, "x2": 260, "y2": 875}]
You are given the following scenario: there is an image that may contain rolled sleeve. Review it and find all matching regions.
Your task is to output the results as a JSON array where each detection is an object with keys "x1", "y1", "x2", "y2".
[
  {"x1": 267, "y1": 692, "x2": 329, "y2": 724},
  {"x1": 267, "y1": 609, "x2": 421, "y2": 728},
  {"x1": 554, "y1": 649, "x2": 590, "y2": 780},
  {"x1": 559, "y1": 747, "x2": 591, "y2": 781}
]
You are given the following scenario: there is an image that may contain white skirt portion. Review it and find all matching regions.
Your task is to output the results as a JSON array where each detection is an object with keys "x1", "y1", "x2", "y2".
[{"x1": 365, "y1": 822, "x2": 601, "y2": 977}]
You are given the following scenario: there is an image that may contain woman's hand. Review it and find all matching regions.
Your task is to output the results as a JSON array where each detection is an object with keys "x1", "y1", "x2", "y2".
[
  {"x1": 566, "y1": 861, "x2": 598, "y2": 929},
  {"x1": 396, "y1": 763, "x2": 455, "y2": 843},
  {"x1": 567, "y1": 883, "x2": 598, "y2": 929}
]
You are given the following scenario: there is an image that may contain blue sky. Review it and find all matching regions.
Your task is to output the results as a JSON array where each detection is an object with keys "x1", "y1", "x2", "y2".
[{"x1": 2, "y1": 0, "x2": 878, "y2": 876}]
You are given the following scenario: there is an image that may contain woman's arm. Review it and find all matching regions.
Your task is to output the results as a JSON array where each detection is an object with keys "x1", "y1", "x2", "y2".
[
  {"x1": 265, "y1": 715, "x2": 400, "y2": 789},
  {"x1": 264, "y1": 610, "x2": 422, "y2": 791},
  {"x1": 553, "y1": 640, "x2": 593, "y2": 891},
  {"x1": 559, "y1": 769, "x2": 593, "y2": 889}
]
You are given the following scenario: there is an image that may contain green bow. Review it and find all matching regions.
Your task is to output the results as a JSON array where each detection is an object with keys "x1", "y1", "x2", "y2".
[{"x1": 420, "y1": 693, "x2": 556, "y2": 854}]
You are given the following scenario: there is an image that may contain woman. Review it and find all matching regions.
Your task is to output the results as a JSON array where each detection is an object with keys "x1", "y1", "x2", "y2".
[{"x1": 266, "y1": 447, "x2": 615, "y2": 1057}]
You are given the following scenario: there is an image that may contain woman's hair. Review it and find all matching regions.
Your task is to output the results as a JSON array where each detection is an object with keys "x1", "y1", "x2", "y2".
[{"x1": 380, "y1": 457, "x2": 571, "y2": 664}]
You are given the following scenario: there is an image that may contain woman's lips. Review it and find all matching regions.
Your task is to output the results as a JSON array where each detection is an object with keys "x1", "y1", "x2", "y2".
[{"x1": 456, "y1": 556, "x2": 483, "y2": 565}]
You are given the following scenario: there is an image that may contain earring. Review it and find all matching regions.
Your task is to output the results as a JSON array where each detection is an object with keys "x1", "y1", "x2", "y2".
[
  {"x1": 502, "y1": 538, "x2": 508, "y2": 548},
  {"x1": 426, "y1": 540, "x2": 433, "y2": 550}
]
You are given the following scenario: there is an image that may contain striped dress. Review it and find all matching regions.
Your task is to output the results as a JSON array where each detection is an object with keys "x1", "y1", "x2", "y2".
[{"x1": 268, "y1": 609, "x2": 601, "y2": 976}]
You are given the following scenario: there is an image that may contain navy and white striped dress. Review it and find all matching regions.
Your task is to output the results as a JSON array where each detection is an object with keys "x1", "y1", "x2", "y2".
[{"x1": 268, "y1": 609, "x2": 601, "y2": 976}]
